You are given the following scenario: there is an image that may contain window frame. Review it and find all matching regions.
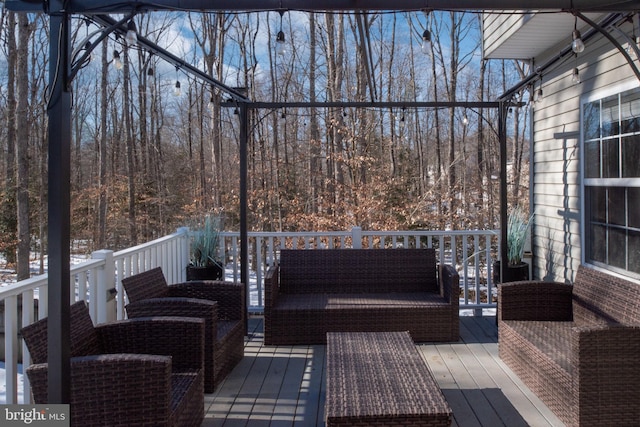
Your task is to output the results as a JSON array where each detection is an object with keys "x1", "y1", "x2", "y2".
[{"x1": 580, "y1": 82, "x2": 640, "y2": 280}]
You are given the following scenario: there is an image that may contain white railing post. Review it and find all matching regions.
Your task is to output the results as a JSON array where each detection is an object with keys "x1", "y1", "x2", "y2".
[
  {"x1": 21, "y1": 290, "x2": 34, "y2": 403},
  {"x1": 92, "y1": 249, "x2": 116, "y2": 324},
  {"x1": 351, "y1": 226, "x2": 362, "y2": 249},
  {"x1": 177, "y1": 227, "x2": 190, "y2": 282},
  {"x1": 4, "y1": 295, "x2": 18, "y2": 404}
]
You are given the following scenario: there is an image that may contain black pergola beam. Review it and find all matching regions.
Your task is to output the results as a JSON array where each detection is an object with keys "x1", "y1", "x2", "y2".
[
  {"x1": 222, "y1": 101, "x2": 504, "y2": 109},
  {"x1": 90, "y1": 14, "x2": 251, "y2": 103},
  {"x1": 6, "y1": 0, "x2": 639, "y2": 13}
]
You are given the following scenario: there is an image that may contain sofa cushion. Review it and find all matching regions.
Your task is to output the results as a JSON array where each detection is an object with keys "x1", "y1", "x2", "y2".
[
  {"x1": 502, "y1": 320, "x2": 574, "y2": 374},
  {"x1": 274, "y1": 292, "x2": 450, "y2": 311}
]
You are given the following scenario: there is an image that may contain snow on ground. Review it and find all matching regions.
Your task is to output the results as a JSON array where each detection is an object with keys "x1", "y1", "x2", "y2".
[{"x1": 0, "y1": 363, "x2": 25, "y2": 404}]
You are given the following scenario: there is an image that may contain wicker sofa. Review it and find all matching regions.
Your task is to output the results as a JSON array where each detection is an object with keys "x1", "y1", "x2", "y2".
[
  {"x1": 498, "y1": 265, "x2": 640, "y2": 427},
  {"x1": 264, "y1": 248, "x2": 459, "y2": 345},
  {"x1": 20, "y1": 301, "x2": 205, "y2": 427}
]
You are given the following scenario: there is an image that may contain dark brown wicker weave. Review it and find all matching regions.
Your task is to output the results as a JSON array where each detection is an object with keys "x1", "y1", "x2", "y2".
[
  {"x1": 122, "y1": 267, "x2": 245, "y2": 392},
  {"x1": 264, "y1": 248, "x2": 459, "y2": 345},
  {"x1": 326, "y1": 331, "x2": 452, "y2": 426},
  {"x1": 20, "y1": 300, "x2": 205, "y2": 427},
  {"x1": 498, "y1": 265, "x2": 640, "y2": 427}
]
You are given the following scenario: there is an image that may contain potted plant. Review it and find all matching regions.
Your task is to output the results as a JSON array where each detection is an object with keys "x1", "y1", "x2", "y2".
[
  {"x1": 494, "y1": 206, "x2": 534, "y2": 284},
  {"x1": 187, "y1": 213, "x2": 224, "y2": 281}
]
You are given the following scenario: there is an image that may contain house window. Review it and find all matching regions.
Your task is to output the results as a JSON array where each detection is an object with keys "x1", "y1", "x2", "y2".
[{"x1": 583, "y1": 86, "x2": 640, "y2": 278}]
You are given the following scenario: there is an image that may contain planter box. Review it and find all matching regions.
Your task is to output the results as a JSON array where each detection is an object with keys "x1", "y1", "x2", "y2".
[
  {"x1": 186, "y1": 264, "x2": 223, "y2": 281},
  {"x1": 493, "y1": 261, "x2": 529, "y2": 284}
]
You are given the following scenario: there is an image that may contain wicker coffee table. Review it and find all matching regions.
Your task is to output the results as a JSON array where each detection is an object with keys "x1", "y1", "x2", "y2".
[{"x1": 325, "y1": 331, "x2": 452, "y2": 427}]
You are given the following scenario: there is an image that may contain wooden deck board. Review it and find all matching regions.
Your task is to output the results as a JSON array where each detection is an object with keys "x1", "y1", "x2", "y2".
[{"x1": 204, "y1": 315, "x2": 565, "y2": 427}]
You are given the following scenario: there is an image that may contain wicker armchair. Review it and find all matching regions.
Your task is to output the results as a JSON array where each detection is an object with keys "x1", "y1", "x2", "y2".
[
  {"x1": 20, "y1": 301, "x2": 205, "y2": 427},
  {"x1": 122, "y1": 267, "x2": 245, "y2": 392}
]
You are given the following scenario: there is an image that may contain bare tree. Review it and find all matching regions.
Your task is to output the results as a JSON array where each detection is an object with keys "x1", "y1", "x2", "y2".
[
  {"x1": 16, "y1": 14, "x2": 32, "y2": 280},
  {"x1": 1, "y1": 12, "x2": 18, "y2": 267}
]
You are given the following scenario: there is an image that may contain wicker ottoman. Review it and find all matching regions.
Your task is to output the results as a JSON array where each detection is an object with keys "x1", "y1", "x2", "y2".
[{"x1": 326, "y1": 331, "x2": 452, "y2": 427}]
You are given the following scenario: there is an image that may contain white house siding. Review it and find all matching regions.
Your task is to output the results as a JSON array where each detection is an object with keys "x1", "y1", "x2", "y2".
[
  {"x1": 482, "y1": 12, "x2": 603, "y2": 60},
  {"x1": 530, "y1": 17, "x2": 638, "y2": 283}
]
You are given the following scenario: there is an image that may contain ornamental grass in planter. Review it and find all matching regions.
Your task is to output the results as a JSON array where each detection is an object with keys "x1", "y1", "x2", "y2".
[
  {"x1": 187, "y1": 214, "x2": 223, "y2": 281},
  {"x1": 494, "y1": 206, "x2": 534, "y2": 284}
]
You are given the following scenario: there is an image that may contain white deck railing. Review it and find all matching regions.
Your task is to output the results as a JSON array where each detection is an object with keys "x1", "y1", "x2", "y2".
[{"x1": 0, "y1": 226, "x2": 500, "y2": 404}]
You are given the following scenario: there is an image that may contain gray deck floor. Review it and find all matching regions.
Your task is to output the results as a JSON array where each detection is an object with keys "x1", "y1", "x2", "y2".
[{"x1": 203, "y1": 315, "x2": 565, "y2": 427}]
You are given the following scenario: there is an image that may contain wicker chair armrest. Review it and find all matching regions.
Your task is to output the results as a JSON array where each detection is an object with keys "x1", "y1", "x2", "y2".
[
  {"x1": 168, "y1": 281, "x2": 245, "y2": 321},
  {"x1": 438, "y1": 264, "x2": 460, "y2": 307},
  {"x1": 26, "y1": 354, "x2": 172, "y2": 421},
  {"x1": 498, "y1": 281, "x2": 573, "y2": 321},
  {"x1": 126, "y1": 297, "x2": 218, "y2": 332},
  {"x1": 96, "y1": 316, "x2": 205, "y2": 372},
  {"x1": 572, "y1": 323, "x2": 640, "y2": 350},
  {"x1": 571, "y1": 324, "x2": 640, "y2": 396},
  {"x1": 264, "y1": 265, "x2": 280, "y2": 312}
]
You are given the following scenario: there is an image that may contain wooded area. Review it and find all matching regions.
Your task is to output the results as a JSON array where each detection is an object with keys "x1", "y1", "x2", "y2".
[{"x1": 0, "y1": 9, "x2": 530, "y2": 279}]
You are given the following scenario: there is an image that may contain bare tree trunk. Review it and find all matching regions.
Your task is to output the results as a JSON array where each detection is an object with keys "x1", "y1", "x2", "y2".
[
  {"x1": 511, "y1": 60, "x2": 529, "y2": 204},
  {"x1": 97, "y1": 40, "x2": 109, "y2": 248},
  {"x1": 477, "y1": 59, "x2": 487, "y2": 216},
  {"x1": 447, "y1": 12, "x2": 460, "y2": 228},
  {"x1": 324, "y1": 12, "x2": 346, "y2": 214},
  {"x1": 430, "y1": 16, "x2": 444, "y2": 227},
  {"x1": 16, "y1": 14, "x2": 31, "y2": 280},
  {"x1": 387, "y1": 15, "x2": 398, "y2": 177},
  {"x1": 1, "y1": 12, "x2": 18, "y2": 267},
  {"x1": 123, "y1": 47, "x2": 137, "y2": 245},
  {"x1": 308, "y1": 12, "x2": 322, "y2": 215}
]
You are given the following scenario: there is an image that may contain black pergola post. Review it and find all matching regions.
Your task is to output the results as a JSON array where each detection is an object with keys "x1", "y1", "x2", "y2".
[
  {"x1": 47, "y1": 2, "x2": 72, "y2": 403},
  {"x1": 498, "y1": 101, "x2": 509, "y2": 290},
  {"x1": 239, "y1": 102, "x2": 249, "y2": 335}
]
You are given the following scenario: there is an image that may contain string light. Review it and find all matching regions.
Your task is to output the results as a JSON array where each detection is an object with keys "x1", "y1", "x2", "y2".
[
  {"x1": 572, "y1": 16, "x2": 585, "y2": 54},
  {"x1": 173, "y1": 66, "x2": 182, "y2": 96},
  {"x1": 534, "y1": 87, "x2": 543, "y2": 103},
  {"x1": 421, "y1": 29, "x2": 431, "y2": 55},
  {"x1": 113, "y1": 50, "x2": 123, "y2": 70},
  {"x1": 276, "y1": 11, "x2": 287, "y2": 56},
  {"x1": 125, "y1": 20, "x2": 138, "y2": 46},
  {"x1": 208, "y1": 87, "x2": 215, "y2": 110},
  {"x1": 572, "y1": 67, "x2": 581, "y2": 84},
  {"x1": 421, "y1": 11, "x2": 432, "y2": 55}
]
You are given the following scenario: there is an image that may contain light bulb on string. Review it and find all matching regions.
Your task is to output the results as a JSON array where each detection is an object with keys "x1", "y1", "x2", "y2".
[
  {"x1": 276, "y1": 31, "x2": 286, "y2": 56},
  {"x1": 421, "y1": 29, "x2": 431, "y2": 55},
  {"x1": 572, "y1": 30, "x2": 585, "y2": 54},
  {"x1": 113, "y1": 50, "x2": 123, "y2": 70},
  {"x1": 571, "y1": 17, "x2": 585, "y2": 54},
  {"x1": 572, "y1": 67, "x2": 581, "y2": 84},
  {"x1": 534, "y1": 87, "x2": 543, "y2": 103},
  {"x1": 173, "y1": 66, "x2": 182, "y2": 96},
  {"x1": 125, "y1": 20, "x2": 138, "y2": 46},
  {"x1": 275, "y1": 10, "x2": 287, "y2": 56}
]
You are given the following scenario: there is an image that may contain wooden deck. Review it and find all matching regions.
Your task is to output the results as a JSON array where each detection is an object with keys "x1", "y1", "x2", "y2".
[{"x1": 203, "y1": 315, "x2": 565, "y2": 427}]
